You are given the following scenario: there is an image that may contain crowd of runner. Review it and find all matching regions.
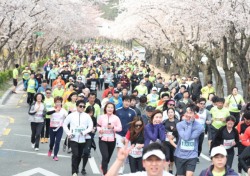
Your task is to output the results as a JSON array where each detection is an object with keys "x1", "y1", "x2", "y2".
[{"x1": 13, "y1": 43, "x2": 250, "y2": 175}]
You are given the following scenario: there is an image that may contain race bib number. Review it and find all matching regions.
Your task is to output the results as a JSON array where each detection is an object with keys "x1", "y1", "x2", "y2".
[
  {"x1": 223, "y1": 139, "x2": 234, "y2": 149},
  {"x1": 180, "y1": 139, "x2": 195, "y2": 151},
  {"x1": 50, "y1": 114, "x2": 62, "y2": 127},
  {"x1": 29, "y1": 85, "x2": 35, "y2": 89},
  {"x1": 34, "y1": 113, "x2": 43, "y2": 120},
  {"x1": 72, "y1": 126, "x2": 85, "y2": 136},
  {"x1": 129, "y1": 147, "x2": 143, "y2": 158},
  {"x1": 102, "y1": 128, "x2": 114, "y2": 138}
]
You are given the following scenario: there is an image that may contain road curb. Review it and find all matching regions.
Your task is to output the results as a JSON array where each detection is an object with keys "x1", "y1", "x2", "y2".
[{"x1": 0, "y1": 81, "x2": 22, "y2": 105}]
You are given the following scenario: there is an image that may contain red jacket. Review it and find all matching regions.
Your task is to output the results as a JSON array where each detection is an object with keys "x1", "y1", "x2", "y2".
[{"x1": 102, "y1": 88, "x2": 114, "y2": 98}]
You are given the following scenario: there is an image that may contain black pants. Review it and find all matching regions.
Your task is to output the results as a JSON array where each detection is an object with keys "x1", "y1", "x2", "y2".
[
  {"x1": 238, "y1": 143, "x2": 246, "y2": 173},
  {"x1": 198, "y1": 132, "x2": 205, "y2": 157},
  {"x1": 31, "y1": 122, "x2": 44, "y2": 148},
  {"x1": 128, "y1": 156, "x2": 143, "y2": 173},
  {"x1": 27, "y1": 92, "x2": 35, "y2": 105},
  {"x1": 81, "y1": 139, "x2": 92, "y2": 171},
  {"x1": 226, "y1": 149, "x2": 234, "y2": 168},
  {"x1": 230, "y1": 111, "x2": 240, "y2": 127},
  {"x1": 41, "y1": 118, "x2": 50, "y2": 138},
  {"x1": 99, "y1": 139, "x2": 116, "y2": 174},
  {"x1": 70, "y1": 141, "x2": 85, "y2": 174}
]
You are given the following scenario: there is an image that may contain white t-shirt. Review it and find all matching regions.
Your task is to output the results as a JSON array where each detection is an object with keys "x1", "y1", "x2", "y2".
[{"x1": 123, "y1": 171, "x2": 173, "y2": 176}]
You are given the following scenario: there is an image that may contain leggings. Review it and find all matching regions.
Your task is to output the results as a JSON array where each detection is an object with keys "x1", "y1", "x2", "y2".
[
  {"x1": 31, "y1": 122, "x2": 44, "y2": 148},
  {"x1": 49, "y1": 127, "x2": 63, "y2": 157},
  {"x1": 99, "y1": 139, "x2": 116, "y2": 175}
]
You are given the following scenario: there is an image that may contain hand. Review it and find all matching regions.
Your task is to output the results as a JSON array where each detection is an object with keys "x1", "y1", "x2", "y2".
[
  {"x1": 168, "y1": 135, "x2": 174, "y2": 140},
  {"x1": 99, "y1": 130, "x2": 103, "y2": 134},
  {"x1": 206, "y1": 120, "x2": 211, "y2": 124},
  {"x1": 117, "y1": 143, "x2": 134, "y2": 162},
  {"x1": 108, "y1": 124, "x2": 114, "y2": 129},
  {"x1": 248, "y1": 168, "x2": 250, "y2": 175},
  {"x1": 68, "y1": 133, "x2": 74, "y2": 138},
  {"x1": 170, "y1": 126, "x2": 174, "y2": 130},
  {"x1": 232, "y1": 141, "x2": 236, "y2": 146}
]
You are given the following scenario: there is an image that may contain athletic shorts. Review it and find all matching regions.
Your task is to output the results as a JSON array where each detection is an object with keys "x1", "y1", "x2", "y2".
[
  {"x1": 175, "y1": 157, "x2": 197, "y2": 175},
  {"x1": 116, "y1": 133, "x2": 125, "y2": 148},
  {"x1": 13, "y1": 79, "x2": 17, "y2": 86}
]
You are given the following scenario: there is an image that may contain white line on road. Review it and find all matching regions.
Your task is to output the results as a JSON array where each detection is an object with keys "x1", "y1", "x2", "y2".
[
  {"x1": 89, "y1": 157, "x2": 101, "y2": 174},
  {"x1": 13, "y1": 167, "x2": 59, "y2": 176},
  {"x1": 1, "y1": 148, "x2": 70, "y2": 158},
  {"x1": 200, "y1": 153, "x2": 211, "y2": 161}
]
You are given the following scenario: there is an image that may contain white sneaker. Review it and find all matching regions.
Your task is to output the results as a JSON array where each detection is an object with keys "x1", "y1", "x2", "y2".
[
  {"x1": 35, "y1": 148, "x2": 39, "y2": 151},
  {"x1": 72, "y1": 173, "x2": 77, "y2": 176},
  {"x1": 118, "y1": 165, "x2": 124, "y2": 174},
  {"x1": 31, "y1": 143, "x2": 35, "y2": 149}
]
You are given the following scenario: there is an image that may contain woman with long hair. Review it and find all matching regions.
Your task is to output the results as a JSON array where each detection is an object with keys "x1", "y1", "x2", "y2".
[
  {"x1": 46, "y1": 96, "x2": 68, "y2": 161},
  {"x1": 125, "y1": 117, "x2": 144, "y2": 173},
  {"x1": 144, "y1": 110, "x2": 165, "y2": 147},
  {"x1": 162, "y1": 108, "x2": 179, "y2": 174},
  {"x1": 97, "y1": 102, "x2": 122, "y2": 175},
  {"x1": 28, "y1": 93, "x2": 45, "y2": 151}
]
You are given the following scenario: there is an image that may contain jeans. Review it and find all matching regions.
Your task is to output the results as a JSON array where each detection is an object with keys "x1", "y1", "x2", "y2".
[
  {"x1": 41, "y1": 118, "x2": 50, "y2": 138},
  {"x1": 99, "y1": 78, "x2": 104, "y2": 90},
  {"x1": 128, "y1": 156, "x2": 143, "y2": 173},
  {"x1": 49, "y1": 127, "x2": 63, "y2": 157},
  {"x1": 31, "y1": 122, "x2": 44, "y2": 148},
  {"x1": 81, "y1": 138, "x2": 92, "y2": 171},
  {"x1": 70, "y1": 141, "x2": 85, "y2": 174},
  {"x1": 99, "y1": 139, "x2": 116, "y2": 174}
]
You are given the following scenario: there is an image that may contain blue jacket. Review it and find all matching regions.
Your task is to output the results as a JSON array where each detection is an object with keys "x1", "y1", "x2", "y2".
[
  {"x1": 116, "y1": 107, "x2": 136, "y2": 136},
  {"x1": 109, "y1": 97, "x2": 123, "y2": 109},
  {"x1": 144, "y1": 123, "x2": 165, "y2": 147},
  {"x1": 199, "y1": 165, "x2": 238, "y2": 176},
  {"x1": 174, "y1": 120, "x2": 204, "y2": 159}
]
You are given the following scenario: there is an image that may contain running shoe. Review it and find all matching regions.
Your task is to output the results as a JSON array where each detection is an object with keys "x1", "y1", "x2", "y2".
[
  {"x1": 35, "y1": 148, "x2": 39, "y2": 151},
  {"x1": 48, "y1": 150, "x2": 52, "y2": 157},
  {"x1": 53, "y1": 156, "x2": 58, "y2": 161},
  {"x1": 31, "y1": 143, "x2": 35, "y2": 149}
]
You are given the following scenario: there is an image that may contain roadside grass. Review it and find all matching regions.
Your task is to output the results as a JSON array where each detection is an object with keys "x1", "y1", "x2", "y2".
[{"x1": 0, "y1": 80, "x2": 12, "y2": 98}]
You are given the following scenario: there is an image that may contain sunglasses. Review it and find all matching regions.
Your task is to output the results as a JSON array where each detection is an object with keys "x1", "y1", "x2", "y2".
[
  {"x1": 78, "y1": 105, "x2": 86, "y2": 109},
  {"x1": 168, "y1": 104, "x2": 175, "y2": 106},
  {"x1": 135, "y1": 124, "x2": 142, "y2": 128}
]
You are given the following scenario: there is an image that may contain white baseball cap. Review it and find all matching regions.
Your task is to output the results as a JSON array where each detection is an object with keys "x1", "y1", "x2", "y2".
[
  {"x1": 142, "y1": 149, "x2": 165, "y2": 160},
  {"x1": 210, "y1": 146, "x2": 227, "y2": 158},
  {"x1": 152, "y1": 87, "x2": 157, "y2": 91}
]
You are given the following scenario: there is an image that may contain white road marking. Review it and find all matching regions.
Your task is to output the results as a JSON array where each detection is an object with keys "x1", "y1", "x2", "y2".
[
  {"x1": 1, "y1": 148, "x2": 101, "y2": 174},
  {"x1": 13, "y1": 167, "x2": 59, "y2": 176},
  {"x1": 200, "y1": 153, "x2": 211, "y2": 161},
  {"x1": 89, "y1": 157, "x2": 101, "y2": 174}
]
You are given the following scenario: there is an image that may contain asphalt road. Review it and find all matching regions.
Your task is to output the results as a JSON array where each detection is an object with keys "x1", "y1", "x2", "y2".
[{"x1": 0, "y1": 83, "x2": 240, "y2": 176}]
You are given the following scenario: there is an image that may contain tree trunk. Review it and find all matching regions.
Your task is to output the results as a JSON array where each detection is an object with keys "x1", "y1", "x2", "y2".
[{"x1": 221, "y1": 36, "x2": 235, "y2": 95}]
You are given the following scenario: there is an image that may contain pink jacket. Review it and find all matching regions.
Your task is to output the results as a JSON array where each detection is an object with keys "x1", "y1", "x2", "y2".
[{"x1": 97, "y1": 114, "x2": 122, "y2": 142}]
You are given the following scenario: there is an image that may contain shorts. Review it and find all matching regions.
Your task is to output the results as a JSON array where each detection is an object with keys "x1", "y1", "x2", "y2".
[
  {"x1": 13, "y1": 79, "x2": 17, "y2": 86},
  {"x1": 116, "y1": 133, "x2": 125, "y2": 148},
  {"x1": 210, "y1": 125, "x2": 218, "y2": 141},
  {"x1": 175, "y1": 157, "x2": 197, "y2": 175}
]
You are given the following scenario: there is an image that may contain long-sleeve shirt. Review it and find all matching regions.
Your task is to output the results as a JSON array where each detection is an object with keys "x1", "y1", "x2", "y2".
[
  {"x1": 63, "y1": 111, "x2": 93, "y2": 143},
  {"x1": 116, "y1": 107, "x2": 136, "y2": 137},
  {"x1": 239, "y1": 146, "x2": 250, "y2": 172},
  {"x1": 97, "y1": 114, "x2": 122, "y2": 142},
  {"x1": 174, "y1": 120, "x2": 204, "y2": 159},
  {"x1": 144, "y1": 123, "x2": 165, "y2": 147},
  {"x1": 28, "y1": 102, "x2": 45, "y2": 123},
  {"x1": 47, "y1": 108, "x2": 68, "y2": 127}
]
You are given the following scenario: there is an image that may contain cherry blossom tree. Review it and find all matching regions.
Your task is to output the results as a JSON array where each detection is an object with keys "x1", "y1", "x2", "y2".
[{"x1": 105, "y1": 0, "x2": 250, "y2": 99}]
